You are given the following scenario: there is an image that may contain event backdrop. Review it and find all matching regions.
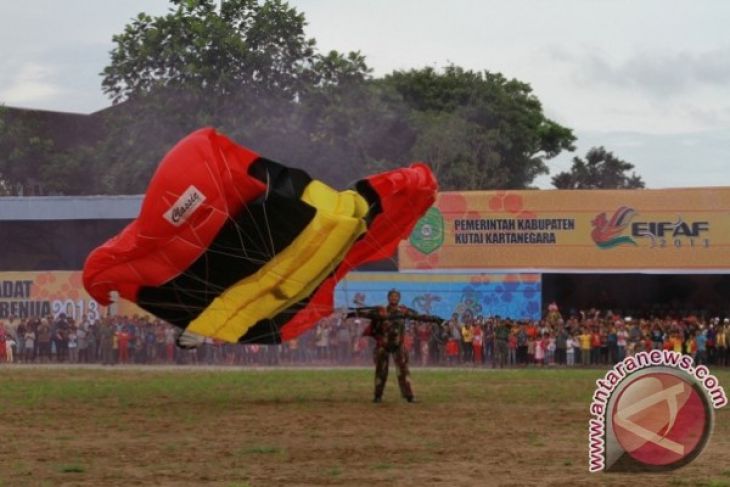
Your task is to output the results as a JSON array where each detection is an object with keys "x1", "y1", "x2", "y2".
[
  {"x1": 399, "y1": 188, "x2": 730, "y2": 272},
  {"x1": 0, "y1": 271, "x2": 145, "y2": 321},
  {"x1": 334, "y1": 272, "x2": 541, "y2": 320},
  {"x1": 1, "y1": 271, "x2": 542, "y2": 323}
]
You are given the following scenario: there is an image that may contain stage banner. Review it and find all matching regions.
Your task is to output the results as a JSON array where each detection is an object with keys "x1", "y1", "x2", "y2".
[
  {"x1": 399, "y1": 189, "x2": 730, "y2": 272},
  {"x1": 334, "y1": 273, "x2": 541, "y2": 320},
  {"x1": 0, "y1": 271, "x2": 147, "y2": 321}
]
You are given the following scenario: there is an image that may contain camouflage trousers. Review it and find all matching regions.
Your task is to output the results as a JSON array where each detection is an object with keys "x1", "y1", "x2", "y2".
[{"x1": 373, "y1": 343, "x2": 413, "y2": 400}]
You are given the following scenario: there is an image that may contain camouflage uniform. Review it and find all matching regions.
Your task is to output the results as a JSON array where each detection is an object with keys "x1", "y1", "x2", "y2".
[
  {"x1": 493, "y1": 320, "x2": 510, "y2": 368},
  {"x1": 358, "y1": 305, "x2": 441, "y2": 402}
]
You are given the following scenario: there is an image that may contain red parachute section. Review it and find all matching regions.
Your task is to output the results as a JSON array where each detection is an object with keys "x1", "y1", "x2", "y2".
[{"x1": 84, "y1": 129, "x2": 265, "y2": 305}]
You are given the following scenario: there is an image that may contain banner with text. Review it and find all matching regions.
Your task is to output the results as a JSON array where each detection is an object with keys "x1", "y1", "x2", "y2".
[
  {"x1": 0, "y1": 271, "x2": 148, "y2": 321},
  {"x1": 334, "y1": 273, "x2": 541, "y2": 320},
  {"x1": 399, "y1": 188, "x2": 730, "y2": 272}
]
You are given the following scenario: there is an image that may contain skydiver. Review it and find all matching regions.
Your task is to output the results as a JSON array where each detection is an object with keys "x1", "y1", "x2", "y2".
[{"x1": 348, "y1": 289, "x2": 444, "y2": 403}]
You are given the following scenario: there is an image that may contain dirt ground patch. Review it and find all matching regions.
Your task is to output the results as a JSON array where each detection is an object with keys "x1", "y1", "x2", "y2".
[{"x1": 0, "y1": 366, "x2": 728, "y2": 486}]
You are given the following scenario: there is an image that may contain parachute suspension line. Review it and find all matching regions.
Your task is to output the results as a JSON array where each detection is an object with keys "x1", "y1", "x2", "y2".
[
  {"x1": 225, "y1": 167, "x2": 277, "y2": 267},
  {"x1": 202, "y1": 240, "x2": 211, "y2": 322},
  {"x1": 151, "y1": 244, "x2": 228, "y2": 311},
  {"x1": 216, "y1": 140, "x2": 277, "y2": 268},
  {"x1": 253, "y1": 167, "x2": 281, "y2": 345},
  {"x1": 219, "y1": 146, "x2": 255, "y2": 267},
  {"x1": 216, "y1": 144, "x2": 248, "y2": 210},
  {"x1": 260, "y1": 167, "x2": 277, "y2": 263}
]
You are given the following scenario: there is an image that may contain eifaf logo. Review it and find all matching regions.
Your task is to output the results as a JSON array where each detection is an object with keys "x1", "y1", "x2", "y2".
[
  {"x1": 591, "y1": 207, "x2": 711, "y2": 250},
  {"x1": 163, "y1": 185, "x2": 207, "y2": 227},
  {"x1": 591, "y1": 206, "x2": 637, "y2": 249}
]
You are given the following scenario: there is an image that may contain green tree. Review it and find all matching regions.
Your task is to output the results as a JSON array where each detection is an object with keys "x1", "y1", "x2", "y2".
[
  {"x1": 40, "y1": 145, "x2": 105, "y2": 195},
  {"x1": 407, "y1": 111, "x2": 505, "y2": 190},
  {"x1": 97, "y1": 0, "x2": 369, "y2": 193},
  {"x1": 100, "y1": 7, "x2": 575, "y2": 193},
  {"x1": 551, "y1": 146, "x2": 645, "y2": 189},
  {"x1": 102, "y1": 0, "x2": 318, "y2": 104},
  {"x1": 280, "y1": 66, "x2": 415, "y2": 186},
  {"x1": 379, "y1": 66, "x2": 576, "y2": 190},
  {"x1": 0, "y1": 106, "x2": 55, "y2": 195}
]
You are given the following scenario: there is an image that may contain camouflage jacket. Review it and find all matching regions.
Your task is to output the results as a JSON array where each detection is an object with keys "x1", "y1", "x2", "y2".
[{"x1": 355, "y1": 305, "x2": 442, "y2": 348}]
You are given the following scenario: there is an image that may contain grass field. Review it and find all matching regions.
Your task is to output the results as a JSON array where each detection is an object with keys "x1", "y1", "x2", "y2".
[{"x1": 0, "y1": 366, "x2": 728, "y2": 486}]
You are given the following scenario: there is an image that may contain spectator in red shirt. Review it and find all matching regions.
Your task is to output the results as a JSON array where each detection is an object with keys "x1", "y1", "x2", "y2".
[{"x1": 117, "y1": 329, "x2": 130, "y2": 364}]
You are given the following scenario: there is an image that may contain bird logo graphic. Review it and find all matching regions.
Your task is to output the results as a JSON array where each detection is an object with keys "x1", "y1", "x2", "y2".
[{"x1": 591, "y1": 206, "x2": 637, "y2": 249}]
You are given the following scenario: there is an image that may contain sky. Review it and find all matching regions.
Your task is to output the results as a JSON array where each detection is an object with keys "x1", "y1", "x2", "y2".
[{"x1": 1, "y1": 0, "x2": 730, "y2": 189}]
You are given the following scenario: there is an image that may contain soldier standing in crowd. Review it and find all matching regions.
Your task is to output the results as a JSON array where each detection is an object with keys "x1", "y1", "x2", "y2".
[
  {"x1": 555, "y1": 326, "x2": 568, "y2": 365},
  {"x1": 51, "y1": 314, "x2": 68, "y2": 362},
  {"x1": 493, "y1": 318, "x2": 509, "y2": 368},
  {"x1": 516, "y1": 322, "x2": 528, "y2": 365},
  {"x1": 100, "y1": 319, "x2": 115, "y2": 365},
  {"x1": 350, "y1": 289, "x2": 444, "y2": 403},
  {"x1": 36, "y1": 318, "x2": 51, "y2": 363},
  {"x1": 429, "y1": 321, "x2": 442, "y2": 365},
  {"x1": 88, "y1": 322, "x2": 99, "y2": 362}
]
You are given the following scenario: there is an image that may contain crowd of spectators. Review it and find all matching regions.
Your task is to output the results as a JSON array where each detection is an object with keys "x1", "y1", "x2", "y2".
[{"x1": 0, "y1": 304, "x2": 729, "y2": 368}]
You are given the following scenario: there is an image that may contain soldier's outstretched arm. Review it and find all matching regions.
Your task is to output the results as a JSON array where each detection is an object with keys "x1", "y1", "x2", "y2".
[
  {"x1": 399, "y1": 307, "x2": 423, "y2": 320},
  {"x1": 346, "y1": 306, "x2": 380, "y2": 320},
  {"x1": 418, "y1": 312, "x2": 446, "y2": 324},
  {"x1": 402, "y1": 307, "x2": 445, "y2": 324}
]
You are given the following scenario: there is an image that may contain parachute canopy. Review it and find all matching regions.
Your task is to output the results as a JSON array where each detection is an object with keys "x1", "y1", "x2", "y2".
[{"x1": 83, "y1": 128, "x2": 437, "y2": 344}]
